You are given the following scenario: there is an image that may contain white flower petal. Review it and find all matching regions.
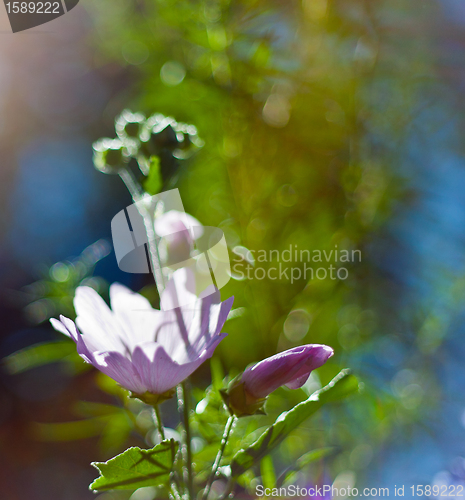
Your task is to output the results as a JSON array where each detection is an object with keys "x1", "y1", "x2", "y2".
[
  {"x1": 74, "y1": 286, "x2": 128, "y2": 355},
  {"x1": 109, "y1": 283, "x2": 166, "y2": 347},
  {"x1": 52, "y1": 281, "x2": 235, "y2": 395}
]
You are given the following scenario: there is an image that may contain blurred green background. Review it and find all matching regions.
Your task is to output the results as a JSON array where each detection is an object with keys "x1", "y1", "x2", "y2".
[{"x1": 1, "y1": 0, "x2": 465, "y2": 498}]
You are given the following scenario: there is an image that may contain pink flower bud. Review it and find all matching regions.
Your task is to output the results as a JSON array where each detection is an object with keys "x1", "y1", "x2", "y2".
[
  {"x1": 221, "y1": 344, "x2": 334, "y2": 417},
  {"x1": 242, "y1": 344, "x2": 334, "y2": 399},
  {"x1": 154, "y1": 210, "x2": 202, "y2": 265}
]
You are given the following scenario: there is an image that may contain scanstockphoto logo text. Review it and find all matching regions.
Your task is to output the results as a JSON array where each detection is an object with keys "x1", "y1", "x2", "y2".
[{"x1": 231, "y1": 245, "x2": 362, "y2": 284}]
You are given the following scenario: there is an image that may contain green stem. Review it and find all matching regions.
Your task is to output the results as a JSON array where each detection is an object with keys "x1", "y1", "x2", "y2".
[
  {"x1": 119, "y1": 167, "x2": 166, "y2": 297},
  {"x1": 119, "y1": 168, "x2": 144, "y2": 200},
  {"x1": 170, "y1": 472, "x2": 183, "y2": 500},
  {"x1": 152, "y1": 404, "x2": 165, "y2": 441},
  {"x1": 178, "y1": 382, "x2": 194, "y2": 499},
  {"x1": 218, "y1": 476, "x2": 236, "y2": 500},
  {"x1": 202, "y1": 415, "x2": 236, "y2": 500}
]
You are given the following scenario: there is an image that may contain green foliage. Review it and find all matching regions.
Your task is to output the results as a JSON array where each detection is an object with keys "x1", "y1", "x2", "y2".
[
  {"x1": 3, "y1": 341, "x2": 77, "y2": 374},
  {"x1": 22, "y1": 239, "x2": 110, "y2": 324},
  {"x1": 260, "y1": 455, "x2": 276, "y2": 490},
  {"x1": 12, "y1": 0, "x2": 449, "y2": 492},
  {"x1": 277, "y1": 448, "x2": 335, "y2": 487},
  {"x1": 230, "y1": 370, "x2": 360, "y2": 478},
  {"x1": 33, "y1": 417, "x2": 111, "y2": 442},
  {"x1": 143, "y1": 156, "x2": 163, "y2": 194},
  {"x1": 90, "y1": 440, "x2": 179, "y2": 491}
]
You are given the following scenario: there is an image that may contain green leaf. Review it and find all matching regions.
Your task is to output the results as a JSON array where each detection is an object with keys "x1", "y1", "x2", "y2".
[
  {"x1": 295, "y1": 447, "x2": 335, "y2": 468},
  {"x1": 143, "y1": 156, "x2": 162, "y2": 195},
  {"x1": 252, "y1": 41, "x2": 271, "y2": 68},
  {"x1": 210, "y1": 357, "x2": 225, "y2": 391},
  {"x1": 99, "y1": 412, "x2": 133, "y2": 454},
  {"x1": 277, "y1": 447, "x2": 335, "y2": 487},
  {"x1": 90, "y1": 439, "x2": 178, "y2": 491},
  {"x1": 3, "y1": 341, "x2": 76, "y2": 374},
  {"x1": 260, "y1": 455, "x2": 276, "y2": 490},
  {"x1": 230, "y1": 369, "x2": 360, "y2": 477},
  {"x1": 33, "y1": 416, "x2": 110, "y2": 441}
]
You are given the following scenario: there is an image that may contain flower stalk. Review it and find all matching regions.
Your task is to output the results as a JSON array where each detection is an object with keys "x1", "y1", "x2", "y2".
[
  {"x1": 119, "y1": 167, "x2": 166, "y2": 296},
  {"x1": 152, "y1": 404, "x2": 165, "y2": 442},
  {"x1": 177, "y1": 382, "x2": 194, "y2": 500},
  {"x1": 202, "y1": 415, "x2": 236, "y2": 500},
  {"x1": 169, "y1": 479, "x2": 183, "y2": 500}
]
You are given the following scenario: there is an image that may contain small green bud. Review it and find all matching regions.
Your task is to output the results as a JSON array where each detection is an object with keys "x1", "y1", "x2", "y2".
[
  {"x1": 220, "y1": 376, "x2": 267, "y2": 418},
  {"x1": 124, "y1": 122, "x2": 141, "y2": 138},
  {"x1": 130, "y1": 388, "x2": 176, "y2": 405},
  {"x1": 178, "y1": 132, "x2": 192, "y2": 150},
  {"x1": 93, "y1": 138, "x2": 127, "y2": 174},
  {"x1": 115, "y1": 109, "x2": 146, "y2": 141}
]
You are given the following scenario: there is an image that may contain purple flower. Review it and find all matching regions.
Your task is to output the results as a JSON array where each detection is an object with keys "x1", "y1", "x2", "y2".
[
  {"x1": 242, "y1": 345, "x2": 334, "y2": 399},
  {"x1": 51, "y1": 282, "x2": 233, "y2": 403},
  {"x1": 222, "y1": 344, "x2": 333, "y2": 416},
  {"x1": 154, "y1": 210, "x2": 202, "y2": 265}
]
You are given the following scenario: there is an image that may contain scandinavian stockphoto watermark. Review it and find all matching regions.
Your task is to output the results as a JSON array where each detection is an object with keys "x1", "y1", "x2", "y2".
[
  {"x1": 110, "y1": 188, "x2": 360, "y2": 302},
  {"x1": 110, "y1": 188, "x2": 231, "y2": 310},
  {"x1": 232, "y1": 245, "x2": 361, "y2": 284}
]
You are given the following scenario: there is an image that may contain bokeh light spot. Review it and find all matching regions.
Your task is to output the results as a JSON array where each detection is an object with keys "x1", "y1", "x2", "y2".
[
  {"x1": 129, "y1": 487, "x2": 158, "y2": 500},
  {"x1": 50, "y1": 262, "x2": 70, "y2": 282},
  {"x1": 277, "y1": 184, "x2": 298, "y2": 207},
  {"x1": 284, "y1": 309, "x2": 311, "y2": 341},
  {"x1": 262, "y1": 94, "x2": 290, "y2": 128},
  {"x1": 122, "y1": 41, "x2": 149, "y2": 65},
  {"x1": 160, "y1": 61, "x2": 186, "y2": 86}
]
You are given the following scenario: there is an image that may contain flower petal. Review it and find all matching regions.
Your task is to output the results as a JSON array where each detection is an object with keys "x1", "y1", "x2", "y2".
[
  {"x1": 186, "y1": 294, "x2": 234, "y2": 352},
  {"x1": 92, "y1": 350, "x2": 146, "y2": 393},
  {"x1": 50, "y1": 315, "x2": 95, "y2": 364},
  {"x1": 242, "y1": 344, "x2": 334, "y2": 398},
  {"x1": 109, "y1": 283, "x2": 166, "y2": 347},
  {"x1": 160, "y1": 267, "x2": 199, "y2": 311},
  {"x1": 285, "y1": 345, "x2": 334, "y2": 390},
  {"x1": 132, "y1": 332, "x2": 227, "y2": 394},
  {"x1": 110, "y1": 283, "x2": 153, "y2": 315},
  {"x1": 74, "y1": 286, "x2": 128, "y2": 354},
  {"x1": 50, "y1": 317, "x2": 76, "y2": 340},
  {"x1": 155, "y1": 287, "x2": 233, "y2": 364},
  {"x1": 154, "y1": 210, "x2": 202, "y2": 238}
]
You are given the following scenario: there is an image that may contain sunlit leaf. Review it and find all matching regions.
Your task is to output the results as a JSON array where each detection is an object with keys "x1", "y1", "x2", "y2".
[
  {"x1": 3, "y1": 341, "x2": 77, "y2": 374},
  {"x1": 230, "y1": 370, "x2": 360, "y2": 477},
  {"x1": 90, "y1": 440, "x2": 178, "y2": 491},
  {"x1": 99, "y1": 413, "x2": 133, "y2": 454},
  {"x1": 277, "y1": 447, "x2": 335, "y2": 487},
  {"x1": 260, "y1": 455, "x2": 276, "y2": 490},
  {"x1": 210, "y1": 357, "x2": 225, "y2": 391},
  {"x1": 32, "y1": 417, "x2": 110, "y2": 441}
]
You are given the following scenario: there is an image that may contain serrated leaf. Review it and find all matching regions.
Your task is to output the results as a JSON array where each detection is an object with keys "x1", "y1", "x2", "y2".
[
  {"x1": 143, "y1": 156, "x2": 162, "y2": 195},
  {"x1": 230, "y1": 369, "x2": 359, "y2": 477},
  {"x1": 90, "y1": 439, "x2": 178, "y2": 491}
]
